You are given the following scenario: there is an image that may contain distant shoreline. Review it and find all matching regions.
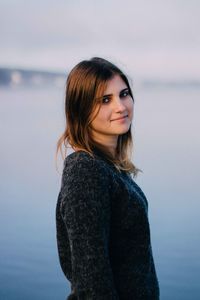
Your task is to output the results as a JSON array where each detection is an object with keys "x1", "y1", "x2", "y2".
[
  {"x1": 0, "y1": 67, "x2": 66, "y2": 88},
  {"x1": 0, "y1": 67, "x2": 200, "y2": 89}
]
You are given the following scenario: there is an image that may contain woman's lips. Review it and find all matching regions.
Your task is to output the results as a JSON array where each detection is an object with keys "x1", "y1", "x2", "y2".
[{"x1": 111, "y1": 115, "x2": 128, "y2": 121}]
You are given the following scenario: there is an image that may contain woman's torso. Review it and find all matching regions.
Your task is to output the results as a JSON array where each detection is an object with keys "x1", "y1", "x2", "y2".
[{"x1": 56, "y1": 150, "x2": 160, "y2": 299}]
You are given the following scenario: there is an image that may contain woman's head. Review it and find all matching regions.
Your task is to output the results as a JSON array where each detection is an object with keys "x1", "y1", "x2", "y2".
[
  {"x1": 56, "y1": 57, "x2": 139, "y2": 176},
  {"x1": 89, "y1": 73, "x2": 134, "y2": 150}
]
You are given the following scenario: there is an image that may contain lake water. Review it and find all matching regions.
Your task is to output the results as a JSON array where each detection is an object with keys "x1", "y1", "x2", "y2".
[{"x1": 0, "y1": 84, "x2": 200, "y2": 299}]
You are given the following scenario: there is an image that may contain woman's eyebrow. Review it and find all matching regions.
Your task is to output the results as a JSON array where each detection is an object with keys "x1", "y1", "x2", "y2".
[
  {"x1": 103, "y1": 88, "x2": 129, "y2": 98},
  {"x1": 119, "y1": 88, "x2": 129, "y2": 93}
]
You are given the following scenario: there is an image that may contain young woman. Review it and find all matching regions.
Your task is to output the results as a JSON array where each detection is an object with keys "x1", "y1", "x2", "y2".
[{"x1": 55, "y1": 57, "x2": 160, "y2": 300}]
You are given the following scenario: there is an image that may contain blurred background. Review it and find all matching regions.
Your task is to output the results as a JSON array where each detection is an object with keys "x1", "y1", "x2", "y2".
[{"x1": 0, "y1": 0, "x2": 200, "y2": 299}]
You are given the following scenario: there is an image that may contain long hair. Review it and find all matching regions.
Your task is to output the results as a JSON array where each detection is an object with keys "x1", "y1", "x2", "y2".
[{"x1": 56, "y1": 57, "x2": 140, "y2": 176}]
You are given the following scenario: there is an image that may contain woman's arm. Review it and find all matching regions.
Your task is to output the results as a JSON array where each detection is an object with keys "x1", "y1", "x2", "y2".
[{"x1": 60, "y1": 155, "x2": 119, "y2": 300}]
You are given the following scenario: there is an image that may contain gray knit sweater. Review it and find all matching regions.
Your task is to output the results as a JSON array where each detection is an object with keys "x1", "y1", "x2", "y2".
[{"x1": 56, "y1": 149, "x2": 160, "y2": 300}]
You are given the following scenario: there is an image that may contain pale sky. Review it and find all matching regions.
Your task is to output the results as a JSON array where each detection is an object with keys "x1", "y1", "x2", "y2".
[{"x1": 0, "y1": 0, "x2": 199, "y2": 79}]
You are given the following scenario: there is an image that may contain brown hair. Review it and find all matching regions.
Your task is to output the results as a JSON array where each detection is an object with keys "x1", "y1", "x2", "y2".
[{"x1": 56, "y1": 57, "x2": 140, "y2": 177}]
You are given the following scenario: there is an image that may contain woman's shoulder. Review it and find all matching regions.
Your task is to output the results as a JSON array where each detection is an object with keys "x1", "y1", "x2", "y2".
[
  {"x1": 64, "y1": 150, "x2": 98, "y2": 167},
  {"x1": 62, "y1": 150, "x2": 125, "y2": 184},
  {"x1": 60, "y1": 151, "x2": 113, "y2": 194},
  {"x1": 63, "y1": 150, "x2": 109, "y2": 176}
]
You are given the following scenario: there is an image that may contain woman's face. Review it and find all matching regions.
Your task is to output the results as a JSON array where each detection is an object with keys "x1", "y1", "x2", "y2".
[{"x1": 90, "y1": 74, "x2": 134, "y2": 146}]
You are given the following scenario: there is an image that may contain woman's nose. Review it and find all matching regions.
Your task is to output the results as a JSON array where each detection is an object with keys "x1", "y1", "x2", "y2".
[{"x1": 113, "y1": 97, "x2": 126, "y2": 113}]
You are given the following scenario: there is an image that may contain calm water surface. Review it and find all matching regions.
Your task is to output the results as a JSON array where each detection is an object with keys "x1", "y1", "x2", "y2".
[{"x1": 0, "y1": 85, "x2": 200, "y2": 299}]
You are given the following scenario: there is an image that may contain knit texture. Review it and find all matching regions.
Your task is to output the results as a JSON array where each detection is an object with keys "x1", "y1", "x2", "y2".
[{"x1": 56, "y1": 149, "x2": 160, "y2": 300}]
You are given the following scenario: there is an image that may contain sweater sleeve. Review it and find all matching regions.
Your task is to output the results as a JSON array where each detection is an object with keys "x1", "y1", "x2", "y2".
[{"x1": 60, "y1": 155, "x2": 119, "y2": 300}]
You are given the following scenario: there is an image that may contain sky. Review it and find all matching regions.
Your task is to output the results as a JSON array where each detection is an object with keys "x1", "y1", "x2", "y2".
[{"x1": 0, "y1": 0, "x2": 199, "y2": 80}]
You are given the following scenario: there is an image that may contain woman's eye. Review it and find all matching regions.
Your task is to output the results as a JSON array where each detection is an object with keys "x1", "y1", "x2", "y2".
[
  {"x1": 102, "y1": 97, "x2": 110, "y2": 104},
  {"x1": 121, "y1": 90, "x2": 129, "y2": 97}
]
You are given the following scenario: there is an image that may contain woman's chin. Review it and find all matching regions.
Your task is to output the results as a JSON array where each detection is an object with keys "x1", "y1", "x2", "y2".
[{"x1": 114, "y1": 124, "x2": 131, "y2": 135}]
